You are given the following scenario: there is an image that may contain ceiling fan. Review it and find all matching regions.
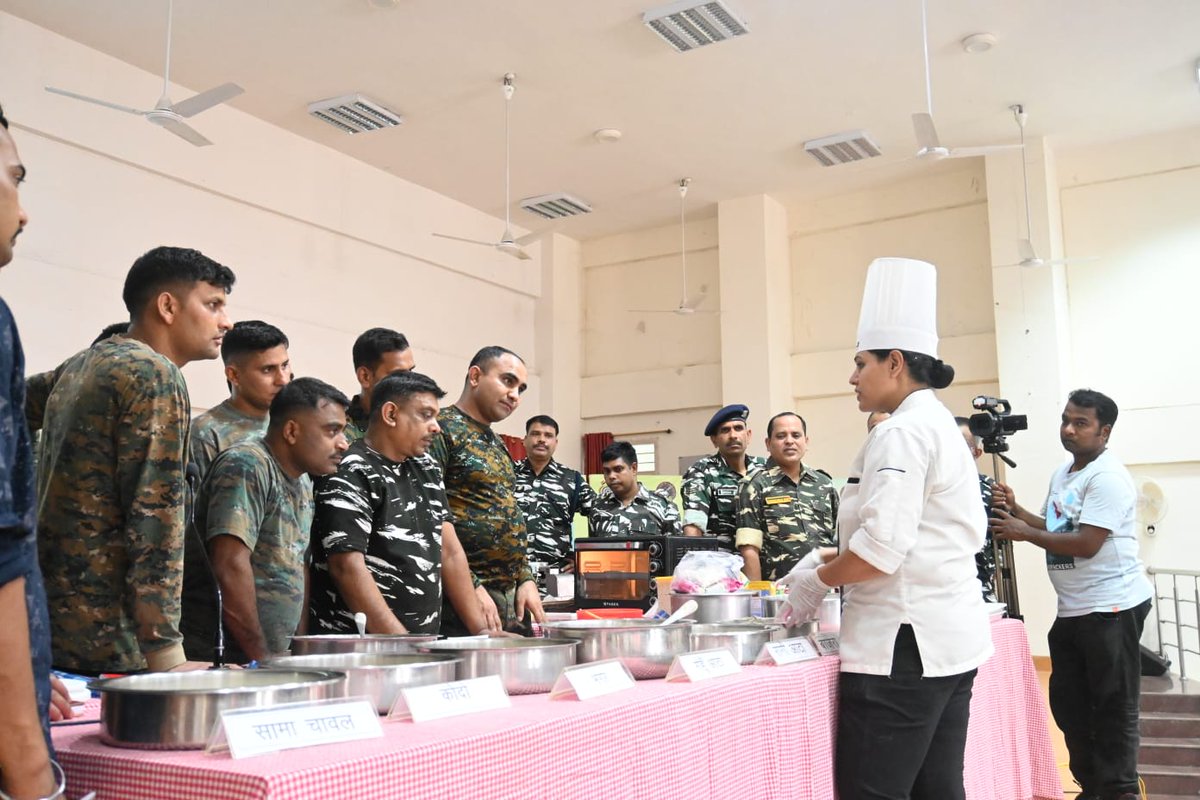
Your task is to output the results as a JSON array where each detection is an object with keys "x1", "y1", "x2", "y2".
[
  {"x1": 996, "y1": 104, "x2": 1097, "y2": 269},
  {"x1": 630, "y1": 178, "x2": 715, "y2": 316},
  {"x1": 44, "y1": 0, "x2": 242, "y2": 147},
  {"x1": 432, "y1": 73, "x2": 533, "y2": 261},
  {"x1": 911, "y1": 0, "x2": 1021, "y2": 161}
]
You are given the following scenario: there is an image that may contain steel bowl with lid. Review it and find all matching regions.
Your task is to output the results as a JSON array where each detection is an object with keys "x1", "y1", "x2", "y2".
[
  {"x1": 90, "y1": 669, "x2": 345, "y2": 749},
  {"x1": 542, "y1": 619, "x2": 695, "y2": 679},
  {"x1": 689, "y1": 622, "x2": 782, "y2": 664},
  {"x1": 671, "y1": 591, "x2": 753, "y2": 623},
  {"x1": 263, "y1": 652, "x2": 460, "y2": 714},
  {"x1": 289, "y1": 633, "x2": 437, "y2": 655},
  {"x1": 417, "y1": 638, "x2": 578, "y2": 695}
]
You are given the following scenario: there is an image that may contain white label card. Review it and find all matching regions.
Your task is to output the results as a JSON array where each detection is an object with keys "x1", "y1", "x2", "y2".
[
  {"x1": 756, "y1": 636, "x2": 820, "y2": 666},
  {"x1": 217, "y1": 698, "x2": 382, "y2": 759},
  {"x1": 550, "y1": 659, "x2": 636, "y2": 701},
  {"x1": 666, "y1": 647, "x2": 742, "y2": 683},
  {"x1": 389, "y1": 675, "x2": 511, "y2": 722},
  {"x1": 813, "y1": 632, "x2": 841, "y2": 656}
]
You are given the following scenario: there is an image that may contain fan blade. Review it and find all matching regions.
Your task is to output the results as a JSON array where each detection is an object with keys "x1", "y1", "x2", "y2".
[
  {"x1": 172, "y1": 83, "x2": 244, "y2": 118},
  {"x1": 681, "y1": 292, "x2": 707, "y2": 311},
  {"x1": 912, "y1": 112, "x2": 940, "y2": 150},
  {"x1": 162, "y1": 119, "x2": 212, "y2": 146},
  {"x1": 1017, "y1": 239, "x2": 1037, "y2": 262},
  {"x1": 1035, "y1": 256, "x2": 1100, "y2": 268},
  {"x1": 946, "y1": 143, "x2": 1023, "y2": 158},
  {"x1": 514, "y1": 231, "x2": 541, "y2": 246},
  {"x1": 45, "y1": 86, "x2": 148, "y2": 116},
  {"x1": 497, "y1": 241, "x2": 532, "y2": 261},
  {"x1": 432, "y1": 233, "x2": 496, "y2": 248}
]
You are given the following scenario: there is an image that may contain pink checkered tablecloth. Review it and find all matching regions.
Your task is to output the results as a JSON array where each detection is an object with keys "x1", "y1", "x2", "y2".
[{"x1": 53, "y1": 618, "x2": 1060, "y2": 800}]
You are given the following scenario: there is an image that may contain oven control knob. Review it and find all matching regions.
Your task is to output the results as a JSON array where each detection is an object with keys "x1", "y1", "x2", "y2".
[
  {"x1": 648, "y1": 542, "x2": 662, "y2": 557},
  {"x1": 649, "y1": 560, "x2": 661, "y2": 574}
]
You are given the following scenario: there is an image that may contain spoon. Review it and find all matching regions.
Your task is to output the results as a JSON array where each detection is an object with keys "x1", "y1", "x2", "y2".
[
  {"x1": 354, "y1": 612, "x2": 367, "y2": 637},
  {"x1": 660, "y1": 598, "x2": 698, "y2": 625}
]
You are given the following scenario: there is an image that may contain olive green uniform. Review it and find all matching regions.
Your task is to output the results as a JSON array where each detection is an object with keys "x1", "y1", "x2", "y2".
[
  {"x1": 681, "y1": 452, "x2": 766, "y2": 549},
  {"x1": 589, "y1": 484, "x2": 681, "y2": 537},
  {"x1": 188, "y1": 398, "x2": 268, "y2": 480},
  {"x1": 37, "y1": 336, "x2": 191, "y2": 673},
  {"x1": 343, "y1": 394, "x2": 369, "y2": 444},
  {"x1": 734, "y1": 464, "x2": 839, "y2": 581},
  {"x1": 181, "y1": 438, "x2": 313, "y2": 662},
  {"x1": 514, "y1": 458, "x2": 596, "y2": 568}
]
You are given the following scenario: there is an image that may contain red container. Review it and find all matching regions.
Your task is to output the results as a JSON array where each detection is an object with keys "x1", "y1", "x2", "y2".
[{"x1": 576, "y1": 608, "x2": 644, "y2": 620}]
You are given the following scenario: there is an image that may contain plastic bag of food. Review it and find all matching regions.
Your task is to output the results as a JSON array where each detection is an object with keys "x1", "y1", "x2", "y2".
[{"x1": 670, "y1": 551, "x2": 747, "y2": 594}]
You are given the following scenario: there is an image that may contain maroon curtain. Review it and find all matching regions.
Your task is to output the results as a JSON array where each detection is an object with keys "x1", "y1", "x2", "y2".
[
  {"x1": 500, "y1": 434, "x2": 526, "y2": 462},
  {"x1": 582, "y1": 432, "x2": 614, "y2": 476}
]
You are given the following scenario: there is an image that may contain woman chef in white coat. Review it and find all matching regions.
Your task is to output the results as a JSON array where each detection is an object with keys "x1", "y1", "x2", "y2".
[{"x1": 778, "y1": 257, "x2": 992, "y2": 800}]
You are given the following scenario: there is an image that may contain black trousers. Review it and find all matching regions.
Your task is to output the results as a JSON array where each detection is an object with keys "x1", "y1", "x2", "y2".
[
  {"x1": 836, "y1": 624, "x2": 977, "y2": 800},
  {"x1": 1048, "y1": 598, "x2": 1151, "y2": 800}
]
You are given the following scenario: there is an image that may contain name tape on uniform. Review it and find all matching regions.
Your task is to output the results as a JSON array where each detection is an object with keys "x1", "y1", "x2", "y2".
[
  {"x1": 756, "y1": 636, "x2": 820, "y2": 666},
  {"x1": 550, "y1": 659, "x2": 636, "y2": 701},
  {"x1": 666, "y1": 647, "x2": 742, "y2": 682},
  {"x1": 812, "y1": 632, "x2": 841, "y2": 656},
  {"x1": 389, "y1": 675, "x2": 511, "y2": 722},
  {"x1": 215, "y1": 698, "x2": 382, "y2": 759}
]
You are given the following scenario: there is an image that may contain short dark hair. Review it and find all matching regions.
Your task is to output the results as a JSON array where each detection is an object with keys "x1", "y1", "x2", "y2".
[
  {"x1": 221, "y1": 320, "x2": 289, "y2": 364},
  {"x1": 600, "y1": 440, "x2": 637, "y2": 467},
  {"x1": 352, "y1": 328, "x2": 410, "y2": 371},
  {"x1": 0, "y1": 103, "x2": 8, "y2": 130},
  {"x1": 525, "y1": 414, "x2": 559, "y2": 435},
  {"x1": 867, "y1": 349, "x2": 955, "y2": 391},
  {"x1": 91, "y1": 321, "x2": 129, "y2": 345},
  {"x1": 1067, "y1": 389, "x2": 1119, "y2": 429},
  {"x1": 469, "y1": 345, "x2": 523, "y2": 373},
  {"x1": 370, "y1": 370, "x2": 446, "y2": 418},
  {"x1": 121, "y1": 247, "x2": 236, "y2": 318},
  {"x1": 268, "y1": 377, "x2": 349, "y2": 431},
  {"x1": 766, "y1": 411, "x2": 807, "y2": 438}
]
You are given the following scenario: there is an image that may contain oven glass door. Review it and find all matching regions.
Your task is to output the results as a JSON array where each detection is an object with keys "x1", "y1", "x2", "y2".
[{"x1": 576, "y1": 550, "x2": 650, "y2": 602}]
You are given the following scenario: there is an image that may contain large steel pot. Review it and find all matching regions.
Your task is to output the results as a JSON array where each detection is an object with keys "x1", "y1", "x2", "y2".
[
  {"x1": 91, "y1": 669, "x2": 345, "y2": 749},
  {"x1": 750, "y1": 595, "x2": 818, "y2": 638},
  {"x1": 290, "y1": 633, "x2": 437, "y2": 655},
  {"x1": 671, "y1": 591, "x2": 753, "y2": 623},
  {"x1": 542, "y1": 619, "x2": 695, "y2": 679},
  {"x1": 690, "y1": 622, "x2": 782, "y2": 664},
  {"x1": 263, "y1": 653, "x2": 460, "y2": 714},
  {"x1": 417, "y1": 638, "x2": 578, "y2": 695}
]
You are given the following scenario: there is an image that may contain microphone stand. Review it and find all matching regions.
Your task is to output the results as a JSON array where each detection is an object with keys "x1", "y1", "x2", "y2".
[{"x1": 186, "y1": 465, "x2": 226, "y2": 668}]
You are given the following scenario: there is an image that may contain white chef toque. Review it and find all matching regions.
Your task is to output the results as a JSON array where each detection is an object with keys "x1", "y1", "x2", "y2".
[{"x1": 855, "y1": 257, "x2": 939, "y2": 358}]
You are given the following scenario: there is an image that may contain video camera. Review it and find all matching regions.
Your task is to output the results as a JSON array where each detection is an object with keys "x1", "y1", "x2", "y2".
[{"x1": 968, "y1": 396, "x2": 1028, "y2": 467}]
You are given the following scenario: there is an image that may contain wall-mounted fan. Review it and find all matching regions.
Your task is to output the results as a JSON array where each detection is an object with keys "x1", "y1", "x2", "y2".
[
  {"x1": 44, "y1": 0, "x2": 242, "y2": 147},
  {"x1": 1137, "y1": 479, "x2": 1167, "y2": 536}
]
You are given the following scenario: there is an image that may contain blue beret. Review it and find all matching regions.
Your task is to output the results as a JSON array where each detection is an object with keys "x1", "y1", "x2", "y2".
[{"x1": 705, "y1": 404, "x2": 750, "y2": 436}]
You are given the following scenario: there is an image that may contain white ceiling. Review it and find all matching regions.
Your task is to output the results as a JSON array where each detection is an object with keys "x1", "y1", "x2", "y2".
[{"x1": 3, "y1": 0, "x2": 1198, "y2": 239}]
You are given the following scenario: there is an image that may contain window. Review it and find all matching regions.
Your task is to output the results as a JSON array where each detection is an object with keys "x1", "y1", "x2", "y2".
[{"x1": 632, "y1": 442, "x2": 657, "y2": 473}]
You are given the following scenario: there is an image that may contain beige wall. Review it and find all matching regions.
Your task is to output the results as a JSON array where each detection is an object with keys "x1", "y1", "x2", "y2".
[{"x1": 0, "y1": 12, "x2": 544, "y2": 438}]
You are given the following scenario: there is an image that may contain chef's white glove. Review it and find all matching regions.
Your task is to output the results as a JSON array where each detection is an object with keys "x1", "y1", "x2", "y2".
[
  {"x1": 774, "y1": 568, "x2": 832, "y2": 627},
  {"x1": 774, "y1": 549, "x2": 823, "y2": 594}
]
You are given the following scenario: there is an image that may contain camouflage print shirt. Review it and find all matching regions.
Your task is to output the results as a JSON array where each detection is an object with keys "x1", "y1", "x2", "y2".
[
  {"x1": 735, "y1": 464, "x2": 839, "y2": 581},
  {"x1": 310, "y1": 440, "x2": 449, "y2": 635},
  {"x1": 514, "y1": 458, "x2": 596, "y2": 567},
  {"x1": 37, "y1": 335, "x2": 191, "y2": 673},
  {"x1": 589, "y1": 484, "x2": 682, "y2": 538},
  {"x1": 188, "y1": 399, "x2": 268, "y2": 480},
  {"x1": 343, "y1": 395, "x2": 369, "y2": 444},
  {"x1": 975, "y1": 474, "x2": 997, "y2": 601},
  {"x1": 0, "y1": 299, "x2": 37, "y2": 582},
  {"x1": 181, "y1": 438, "x2": 313, "y2": 662},
  {"x1": 681, "y1": 453, "x2": 766, "y2": 549},
  {"x1": 428, "y1": 405, "x2": 531, "y2": 589},
  {"x1": 24, "y1": 367, "x2": 58, "y2": 435}
]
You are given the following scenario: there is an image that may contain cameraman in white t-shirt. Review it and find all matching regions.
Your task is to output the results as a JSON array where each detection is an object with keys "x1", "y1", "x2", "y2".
[{"x1": 991, "y1": 389, "x2": 1152, "y2": 800}]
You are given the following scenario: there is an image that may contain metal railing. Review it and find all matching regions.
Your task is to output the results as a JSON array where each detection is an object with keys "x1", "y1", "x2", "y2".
[{"x1": 1148, "y1": 568, "x2": 1200, "y2": 682}]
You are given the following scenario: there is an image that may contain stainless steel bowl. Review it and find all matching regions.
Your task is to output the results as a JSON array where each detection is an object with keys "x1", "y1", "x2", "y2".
[
  {"x1": 671, "y1": 591, "x2": 753, "y2": 623},
  {"x1": 290, "y1": 633, "x2": 438, "y2": 655},
  {"x1": 750, "y1": 594, "x2": 788, "y2": 619},
  {"x1": 542, "y1": 619, "x2": 695, "y2": 679},
  {"x1": 690, "y1": 622, "x2": 782, "y2": 664},
  {"x1": 417, "y1": 638, "x2": 579, "y2": 695},
  {"x1": 91, "y1": 669, "x2": 345, "y2": 750},
  {"x1": 263, "y1": 653, "x2": 460, "y2": 714}
]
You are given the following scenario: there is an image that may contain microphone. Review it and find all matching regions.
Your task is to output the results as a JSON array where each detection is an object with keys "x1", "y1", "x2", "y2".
[{"x1": 186, "y1": 463, "x2": 227, "y2": 669}]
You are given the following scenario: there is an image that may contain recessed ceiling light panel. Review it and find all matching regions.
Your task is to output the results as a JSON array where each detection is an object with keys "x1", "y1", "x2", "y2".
[
  {"x1": 307, "y1": 93, "x2": 403, "y2": 134},
  {"x1": 643, "y1": 0, "x2": 749, "y2": 53}
]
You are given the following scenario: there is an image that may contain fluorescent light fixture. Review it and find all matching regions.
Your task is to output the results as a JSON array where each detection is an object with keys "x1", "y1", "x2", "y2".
[
  {"x1": 307, "y1": 93, "x2": 403, "y2": 134},
  {"x1": 643, "y1": 0, "x2": 749, "y2": 53}
]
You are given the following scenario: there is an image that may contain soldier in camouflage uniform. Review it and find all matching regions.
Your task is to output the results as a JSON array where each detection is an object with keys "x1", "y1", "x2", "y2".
[
  {"x1": 311, "y1": 372, "x2": 485, "y2": 636},
  {"x1": 429, "y1": 346, "x2": 543, "y2": 635},
  {"x1": 25, "y1": 322, "x2": 127, "y2": 436},
  {"x1": 681, "y1": 404, "x2": 765, "y2": 551},
  {"x1": 735, "y1": 412, "x2": 838, "y2": 581},
  {"x1": 37, "y1": 247, "x2": 235, "y2": 674},
  {"x1": 344, "y1": 328, "x2": 415, "y2": 443},
  {"x1": 589, "y1": 441, "x2": 682, "y2": 537},
  {"x1": 182, "y1": 378, "x2": 348, "y2": 664},
  {"x1": 956, "y1": 417, "x2": 997, "y2": 601},
  {"x1": 514, "y1": 414, "x2": 596, "y2": 575},
  {"x1": 188, "y1": 320, "x2": 292, "y2": 480}
]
